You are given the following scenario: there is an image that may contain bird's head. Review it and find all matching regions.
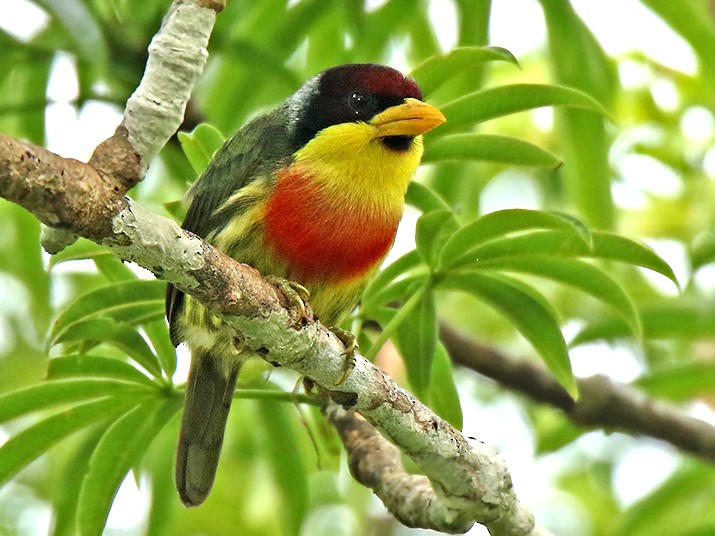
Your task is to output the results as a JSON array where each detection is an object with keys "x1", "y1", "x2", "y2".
[
  {"x1": 287, "y1": 63, "x2": 445, "y2": 152},
  {"x1": 284, "y1": 64, "x2": 445, "y2": 202}
]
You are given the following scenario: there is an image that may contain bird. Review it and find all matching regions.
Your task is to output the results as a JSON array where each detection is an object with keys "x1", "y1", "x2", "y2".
[{"x1": 166, "y1": 63, "x2": 445, "y2": 507}]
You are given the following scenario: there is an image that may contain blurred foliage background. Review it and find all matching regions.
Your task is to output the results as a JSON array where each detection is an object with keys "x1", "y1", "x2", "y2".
[{"x1": 2, "y1": 0, "x2": 715, "y2": 535}]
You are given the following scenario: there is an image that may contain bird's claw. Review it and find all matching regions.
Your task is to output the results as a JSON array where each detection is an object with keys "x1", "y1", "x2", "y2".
[
  {"x1": 266, "y1": 275, "x2": 310, "y2": 326},
  {"x1": 330, "y1": 327, "x2": 358, "y2": 385}
]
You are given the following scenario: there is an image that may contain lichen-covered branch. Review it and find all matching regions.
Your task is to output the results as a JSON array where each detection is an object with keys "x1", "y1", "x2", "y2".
[
  {"x1": 0, "y1": 135, "x2": 128, "y2": 238},
  {"x1": 326, "y1": 406, "x2": 553, "y2": 536},
  {"x1": 119, "y1": 0, "x2": 222, "y2": 178},
  {"x1": 441, "y1": 324, "x2": 715, "y2": 462},
  {"x1": 327, "y1": 406, "x2": 473, "y2": 534},
  {"x1": 40, "y1": 0, "x2": 222, "y2": 255}
]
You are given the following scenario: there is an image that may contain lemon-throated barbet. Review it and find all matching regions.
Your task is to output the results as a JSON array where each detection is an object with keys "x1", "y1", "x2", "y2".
[{"x1": 166, "y1": 64, "x2": 445, "y2": 507}]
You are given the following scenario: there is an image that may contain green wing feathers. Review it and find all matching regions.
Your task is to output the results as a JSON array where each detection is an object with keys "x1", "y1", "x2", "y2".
[{"x1": 166, "y1": 110, "x2": 293, "y2": 346}]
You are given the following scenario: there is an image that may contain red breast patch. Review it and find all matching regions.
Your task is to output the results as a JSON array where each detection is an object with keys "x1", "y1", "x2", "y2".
[{"x1": 263, "y1": 167, "x2": 400, "y2": 283}]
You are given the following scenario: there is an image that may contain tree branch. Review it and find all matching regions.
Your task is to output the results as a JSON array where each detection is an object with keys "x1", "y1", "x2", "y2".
[
  {"x1": 440, "y1": 324, "x2": 715, "y2": 462},
  {"x1": 326, "y1": 405, "x2": 551, "y2": 535},
  {"x1": 40, "y1": 0, "x2": 222, "y2": 254},
  {"x1": 326, "y1": 406, "x2": 475, "y2": 534}
]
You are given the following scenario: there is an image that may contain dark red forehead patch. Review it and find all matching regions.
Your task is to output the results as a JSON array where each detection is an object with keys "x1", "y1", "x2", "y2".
[
  {"x1": 288, "y1": 64, "x2": 424, "y2": 151},
  {"x1": 318, "y1": 64, "x2": 422, "y2": 101}
]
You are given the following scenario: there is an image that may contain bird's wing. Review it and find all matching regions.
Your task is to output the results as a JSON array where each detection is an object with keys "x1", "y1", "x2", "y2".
[{"x1": 166, "y1": 110, "x2": 293, "y2": 345}]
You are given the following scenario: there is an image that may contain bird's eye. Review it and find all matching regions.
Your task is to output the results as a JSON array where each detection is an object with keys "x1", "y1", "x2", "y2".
[{"x1": 348, "y1": 91, "x2": 372, "y2": 115}]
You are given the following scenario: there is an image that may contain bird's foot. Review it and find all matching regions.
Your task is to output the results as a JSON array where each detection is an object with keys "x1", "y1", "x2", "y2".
[
  {"x1": 266, "y1": 275, "x2": 311, "y2": 326},
  {"x1": 330, "y1": 327, "x2": 358, "y2": 385}
]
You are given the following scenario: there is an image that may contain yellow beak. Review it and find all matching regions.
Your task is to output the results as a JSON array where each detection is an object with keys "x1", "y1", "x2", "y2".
[{"x1": 369, "y1": 98, "x2": 446, "y2": 138}]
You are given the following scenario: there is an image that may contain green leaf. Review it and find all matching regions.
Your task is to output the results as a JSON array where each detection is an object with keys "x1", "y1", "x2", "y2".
[
  {"x1": 639, "y1": 0, "x2": 715, "y2": 81},
  {"x1": 440, "y1": 272, "x2": 576, "y2": 397},
  {"x1": 78, "y1": 398, "x2": 181, "y2": 536},
  {"x1": 3, "y1": 204, "x2": 51, "y2": 331},
  {"x1": 435, "y1": 84, "x2": 609, "y2": 135},
  {"x1": 451, "y1": 229, "x2": 678, "y2": 288},
  {"x1": 539, "y1": 0, "x2": 617, "y2": 229},
  {"x1": 144, "y1": 423, "x2": 180, "y2": 536},
  {"x1": 538, "y1": 0, "x2": 616, "y2": 105},
  {"x1": 427, "y1": 342, "x2": 463, "y2": 429},
  {"x1": 411, "y1": 46, "x2": 520, "y2": 96},
  {"x1": 456, "y1": 230, "x2": 590, "y2": 264},
  {"x1": 588, "y1": 232, "x2": 679, "y2": 288},
  {"x1": 178, "y1": 123, "x2": 227, "y2": 175},
  {"x1": 475, "y1": 256, "x2": 641, "y2": 337},
  {"x1": 51, "y1": 425, "x2": 110, "y2": 536},
  {"x1": 637, "y1": 362, "x2": 715, "y2": 401},
  {"x1": 532, "y1": 408, "x2": 584, "y2": 454},
  {"x1": 8, "y1": 53, "x2": 51, "y2": 143},
  {"x1": 612, "y1": 463, "x2": 715, "y2": 536},
  {"x1": 257, "y1": 400, "x2": 309, "y2": 535},
  {"x1": 0, "y1": 379, "x2": 153, "y2": 424},
  {"x1": 365, "y1": 283, "x2": 428, "y2": 362},
  {"x1": 362, "y1": 250, "x2": 424, "y2": 310},
  {"x1": 405, "y1": 7, "x2": 441, "y2": 62},
  {"x1": 92, "y1": 255, "x2": 137, "y2": 282},
  {"x1": 560, "y1": 112, "x2": 616, "y2": 230},
  {"x1": 362, "y1": 275, "x2": 430, "y2": 320},
  {"x1": 472, "y1": 230, "x2": 593, "y2": 265},
  {"x1": 358, "y1": 0, "x2": 415, "y2": 58},
  {"x1": 163, "y1": 199, "x2": 185, "y2": 221},
  {"x1": 572, "y1": 304, "x2": 715, "y2": 346},
  {"x1": 439, "y1": 209, "x2": 591, "y2": 269},
  {"x1": 35, "y1": 0, "x2": 108, "y2": 69},
  {"x1": 50, "y1": 280, "x2": 166, "y2": 346},
  {"x1": 395, "y1": 287, "x2": 437, "y2": 397},
  {"x1": 305, "y1": 7, "x2": 350, "y2": 71},
  {"x1": 423, "y1": 134, "x2": 562, "y2": 168},
  {"x1": 143, "y1": 319, "x2": 177, "y2": 378},
  {"x1": 52, "y1": 317, "x2": 163, "y2": 378},
  {"x1": 455, "y1": 0, "x2": 490, "y2": 47},
  {"x1": 47, "y1": 355, "x2": 156, "y2": 388},
  {"x1": 270, "y1": 0, "x2": 332, "y2": 59},
  {"x1": 405, "y1": 181, "x2": 452, "y2": 213},
  {"x1": 0, "y1": 395, "x2": 145, "y2": 486},
  {"x1": 415, "y1": 210, "x2": 459, "y2": 268},
  {"x1": 48, "y1": 239, "x2": 112, "y2": 269},
  {"x1": 690, "y1": 230, "x2": 715, "y2": 270}
]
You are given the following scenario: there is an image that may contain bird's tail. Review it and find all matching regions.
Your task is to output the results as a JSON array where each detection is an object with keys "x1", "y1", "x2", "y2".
[{"x1": 176, "y1": 353, "x2": 240, "y2": 507}]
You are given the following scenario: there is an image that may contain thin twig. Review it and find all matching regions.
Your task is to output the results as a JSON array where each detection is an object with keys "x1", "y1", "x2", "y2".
[{"x1": 440, "y1": 324, "x2": 715, "y2": 462}]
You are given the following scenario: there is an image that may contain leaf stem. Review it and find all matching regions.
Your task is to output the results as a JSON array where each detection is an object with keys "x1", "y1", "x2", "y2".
[{"x1": 365, "y1": 283, "x2": 428, "y2": 361}]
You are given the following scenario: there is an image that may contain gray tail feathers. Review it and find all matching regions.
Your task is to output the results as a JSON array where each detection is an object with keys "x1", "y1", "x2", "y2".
[{"x1": 176, "y1": 353, "x2": 240, "y2": 507}]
